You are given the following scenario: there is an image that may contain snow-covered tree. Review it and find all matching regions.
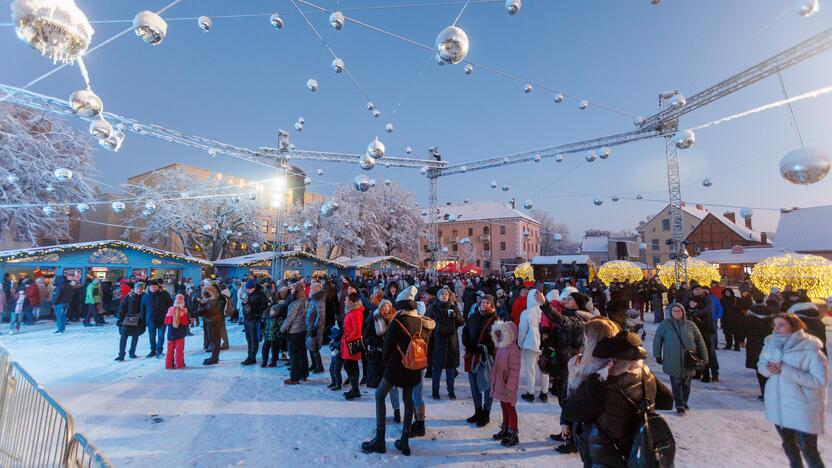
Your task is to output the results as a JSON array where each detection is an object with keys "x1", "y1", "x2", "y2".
[
  {"x1": 530, "y1": 209, "x2": 578, "y2": 255},
  {"x1": 0, "y1": 104, "x2": 99, "y2": 245},
  {"x1": 121, "y1": 167, "x2": 265, "y2": 260}
]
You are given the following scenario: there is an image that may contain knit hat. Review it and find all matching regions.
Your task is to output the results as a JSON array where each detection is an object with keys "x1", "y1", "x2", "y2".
[
  {"x1": 245, "y1": 279, "x2": 257, "y2": 290},
  {"x1": 559, "y1": 286, "x2": 578, "y2": 301},
  {"x1": 396, "y1": 285, "x2": 418, "y2": 302},
  {"x1": 593, "y1": 331, "x2": 648, "y2": 360},
  {"x1": 545, "y1": 289, "x2": 560, "y2": 303}
]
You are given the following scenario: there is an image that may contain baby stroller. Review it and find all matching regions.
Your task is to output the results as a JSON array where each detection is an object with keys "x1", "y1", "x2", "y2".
[{"x1": 625, "y1": 308, "x2": 646, "y2": 340}]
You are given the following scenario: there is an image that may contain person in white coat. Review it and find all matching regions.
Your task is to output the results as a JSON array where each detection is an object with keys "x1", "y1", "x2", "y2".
[
  {"x1": 758, "y1": 313, "x2": 829, "y2": 468},
  {"x1": 517, "y1": 289, "x2": 549, "y2": 402}
]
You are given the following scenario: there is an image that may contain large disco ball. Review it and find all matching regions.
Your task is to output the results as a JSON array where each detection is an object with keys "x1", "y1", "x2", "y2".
[
  {"x1": 506, "y1": 0, "x2": 522, "y2": 15},
  {"x1": 307, "y1": 79, "x2": 318, "y2": 92},
  {"x1": 779, "y1": 147, "x2": 831, "y2": 185},
  {"x1": 435, "y1": 26, "x2": 469, "y2": 64},
  {"x1": 739, "y1": 207, "x2": 754, "y2": 219},
  {"x1": 12, "y1": 0, "x2": 94, "y2": 63},
  {"x1": 198, "y1": 16, "x2": 212, "y2": 32},
  {"x1": 270, "y1": 13, "x2": 283, "y2": 29},
  {"x1": 332, "y1": 57, "x2": 344, "y2": 73},
  {"x1": 585, "y1": 152, "x2": 597, "y2": 162},
  {"x1": 359, "y1": 154, "x2": 376, "y2": 171},
  {"x1": 353, "y1": 174, "x2": 371, "y2": 192},
  {"x1": 89, "y1": 119, "x2": 112, "y2": 139},
  {"x1": 111, "y1": 201, "x2": 126, "y2": 213},
  {"x1": 133, "y1": 11, "x2": 167, "y2": 45},
  {"x1": 523, "y1": 199, "x2": 533, "y2": 209},
  {"x1": 69, "y1": 89, "x2": 102, "y2": 117},
  {"x1": 798, "y1": 0, "x2": 820, "y2": 17},
  {"x1": 329, "y1": 11, "x2": 345, "y2": 30},
  {"x1": 367, "y1": 136, "x2": 385, "y2": 159},
  {"x1": 593, "y1": 197, "x2": 603, "y2": 206},
  {"x1": 675, "y1": 129, "x2": 695, "y2": 149},
  {"x1": 490, "y1": 181, "x2": 498, "y2": 189},
  {"x1": 53, "y1": 168, "x2": 73, "y2": 181}
]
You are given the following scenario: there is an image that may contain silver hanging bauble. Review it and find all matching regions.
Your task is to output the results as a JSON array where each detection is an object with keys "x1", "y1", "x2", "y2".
[
  {"x1": 555, "y1": 154, "x2": 563, "y2": 163},
  {"x1": 208, "y1": 148, "x2": 217, "y2": 157},
  {"x1": 373, "y1": 110, "x2": 381, "y2": 118},
  {"x1": 248, "y1": 192, "x2": 257, "y2": 200},
  {"x1": 554, "y1": 233, "x2": 563, "y2": 242},
  {"x1": 321, "y1": 199, "x2": 339, "y2": 217},
  {"x1": 464, "y1": 199, "x2": 470, "y2": 204},
  {"x1": 12, "y1": 0, "x2": 94, "y2": 64},
  {"x1": 490, "y1": 181, "x2": 498, "y2": 189},
  {"x1": 329, "y1": 11, "x2": 345, "y2": 30},
  {"x1": 198, "y1": 16, "x2": 212, "y2": 32},
  {"x1": 385, "y1": 123, "x2": 394, "y2": 134},
  {"x1": 368, "y1": 179, "x2": 377, "y2": 188},
  {"x1": 435, "y1": 26, "x2": 469, "y2": 64},
  {"x1": 634, "y1": 116, "x2": 646, "y2": 127},
  {"x1": 133, "y1": 11, "x2": 167, "y2": 45},
  {"x1": 231, "y1": 194, "x2": 241, "y2": 204},
  {"x1": 702, "y1": 178, "x2": 713, "y2": 187},
  {"x1": 270, "y1": 13, "x2": 284, "y2": 29},
  {"x1": 353, "y1": 174, "x2": 371, "y2": 192},
  {"x1": 45, "y1": 184, "x2": 55, "y2": 193},
  {"x1": 669, "y1": 93, "x2": 686, "y2": 109},
  {"x1": 89, "y1": 119, "x2": 112, "y2": 139},
  {"x1": 441, "y1": 246, "x2": 449, "y2": 254},
  {"x1": 144, "y1": 200, "x2": 156, "y2": 211},
  {"x1": 111, "y1": 201, "x2": 126, "y2": 213},
  {"x1": 798, "y1": 0, "x2": 820, "y2": 17},
  {"x1": 651, "y1": 0, "x2": 662, "y2": 4},
  {"x1": 332, "y1": 57, "x2": 345, "y2": 73},
  {"x1": 501, "y1": 184, "x2": 510, "y2": 192},
  {"x1": 420, "y1": 209, "x2": 428, "y2": 217},
  {"x1": 307, "y1": 79, "x2": 318, "y2": 92},
  {"x1": 294, "y1": 121, "x2": 304, "y2": 132},
  {"x1": 304, "y1": 176, "x2": 312, "y2": 186},
  {"x1": 289, "y1": 144, "x2": 295, "y2": 150},
  {"x1": 593, "y1": 197, "x2": 603, "y2": 206},
  {"x1": 435, "y1": 53, "x2": 446, "y2": 66},
  {"x1": 739, "y1": 207, "x2": 754, "y2": 219},
  {"x1": 316, "y1": 168, "x2": 324, "y2": 175},
  {"x1": 599, "y1": 147, "x2": 611, "y2": 159},
  {"x1": 53, "y1": 168, "x2": 73, "y2": 181},
  {"x1": 506, "y1": 0, "x2": 522, "y2": 15},
  {"x1": 69, "y1": 89, "x2": 102, "y2": 117},
  {"x1": 554, "y1": 93, "x2": 564, "y2": 104},
  {"x1": 99, "y1": 131, "x2": 124, "y2": 152},
  {"x1": 420, "y1": 166, "x2": 428, "y2": 175},
  {"x1": 579, "y1": 100, "x2": 589, "y2": 110},
  {"x1": 406, "y1": 146, "x2": 413, "y2": 154},
  {"x1": 585, "y1": 152, "x2": 597, "y2": 162},
  {"x1": 534, "y1": 155, "x2": 542, "y2": 163},
  {"x1": 302, "y1": 220, "x2": 314, "y2": 233},
  {"x1": 383, "y1": 179, "x2": 391, "y2": 186},
  {"x1": 502, "y1": 157, "x2": 510, "y2": 164},
  {"x1": 675, "y1": 129, "x2": 695, "y2": 149},
  {"x1": 42, "y1": 205, "x2": 54, "y2": 216},
  {"x1": 612, "y1": 195, "x2": 620, "y2": 202},
  {"x1": 367, "y1": 101, "x2": 375, "y2": 111},
  {"x1": 523, "y1": 199, "x2": 533, "y2": 210},
  {"x1": 460, "y1": 237, "x2": 471, "y2": 245},
  {"x1": 367, "y1": 136, "x2": 385, "y2": 159},
  {"x1": 297, "y1": 116, "x2": 305, "y2": 125},
  {"x1": 524, "y1": 84, "x2": 533, "y2": 93},
  {"x1": 464, "y1": 64, "x2": 473, "y2": 75},
  {"x1": 636, "y1": 194, "x2": 644, "y2": 199},
  {"x1": 779, "y1": 147, "x2": 831, "y2": 184},
  {"x1": 460, "y1": 165, "x2": 468, "y2": 172},
  {"x1": 224, "y1": 229, "x2": 233, "y2": 236},
  {"x1": 76, "y1": 202, "x2": 90, "y2": 213}
]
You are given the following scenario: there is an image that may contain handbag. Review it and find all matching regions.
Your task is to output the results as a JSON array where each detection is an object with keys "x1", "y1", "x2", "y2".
[
  {"x1": 670, "y1": 323, "x2": 704, "y2": 371},
  {"x1": 122, "y1": 314, "x2": 139, "y2": 327},
  {"x1": 346, "y1": 338, "x2": 365, "y2": 355}
]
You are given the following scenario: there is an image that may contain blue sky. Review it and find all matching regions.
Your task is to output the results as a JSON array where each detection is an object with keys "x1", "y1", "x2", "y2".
[{"x1": 3, "y1": 0, "x2": 832, "y2": 236}]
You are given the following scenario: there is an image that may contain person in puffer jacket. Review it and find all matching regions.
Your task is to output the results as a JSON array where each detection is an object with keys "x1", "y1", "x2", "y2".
[
  {"x1": 306, "y1": 282, "x2": 328, "y2": 373},
  {"x1": 489, "y1": 320, "x2": 522, "y2": 447},
  {"x1": 281, "y1": 284, "x2": 308, "y2": 385},
  {"x1": 758, "y1": 313, "x2": 829, "y2": 468},
  {"x1": 787, "y1": 301, "x2": 828, "y2": 356},
  {"x1": 517, "y1": 290, "x2": 547, "y2": 403}
]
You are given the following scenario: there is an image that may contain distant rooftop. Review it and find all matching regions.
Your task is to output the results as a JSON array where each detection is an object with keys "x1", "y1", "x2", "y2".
[
  {"x1": 775, "y1": 205, "x2": 832, "y2": 252},
  {"x1": 433, "y1": 201, "x2": 539, "y2": 224}
]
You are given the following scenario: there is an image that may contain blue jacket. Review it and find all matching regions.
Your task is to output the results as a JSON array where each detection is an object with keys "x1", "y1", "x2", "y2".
[
  {"x1": 141, "y1": 291, "x2": 153, "y2": 323},
  {"x1": 710, "y1": 293, "x2": 724, "y2": 321}
]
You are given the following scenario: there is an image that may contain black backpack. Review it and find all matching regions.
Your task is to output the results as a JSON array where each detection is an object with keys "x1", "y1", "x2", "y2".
[{"x1": 613, "y1": 371, "x2": 676, "y2": 468}]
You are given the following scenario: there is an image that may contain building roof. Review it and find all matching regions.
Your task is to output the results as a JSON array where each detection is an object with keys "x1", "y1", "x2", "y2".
[
  {"x1": 0, "y1": 240, "x2": 213, "y2": 266},
  {"x1": 775, "y1": 205, "x2": 832, "y2": 252},
  {"x1": 580, "y1": 236, "x2": 608, "y2": 253},
  {"x1": 636, "y1": 203, "x2": 709, "y2": 232},
  {"x1": 695, "y1": 246, "x2": 785, "y2": 264},
  {"x1": 336, "y1": 256, "x2": 417, "y2": 269},
  {"x1": 433, "y1": 201, "x2": 540, "y2": 224},
  {"x1": 705, "y1": 212, "x2": 769, "y2": 244},
  {"x1": 531, "y1": 255, "x2": 594, "y2": 265},
  {"x1": 213, "y1": 250, "x2": 344, "y2": 268}
]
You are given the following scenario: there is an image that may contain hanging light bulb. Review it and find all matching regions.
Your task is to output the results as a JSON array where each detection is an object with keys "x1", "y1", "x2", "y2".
[
  {"x1": 554, "y1": 94, "x2": 564, "y2": 104},
  {"x1": 506, "y1": 0, "x2": 522, "y2": 15},
  {"x1": 53, "y1": 168, "x2": 73, "y2": 181},
  {"x1": 435, "y1": 26, "x2": 469, "y2": 64},
  {"x1": 69, "y1": 89, "x2": 102, "y2": 117},
  {"x1": 270, "y1": 13, "x2": 284, "y2": 29},
  {"x1": 133, "y1": 11, "x2": 167, "y2": 45},
  {"x1": 198, "y1": 16, "x2": 212, "y2": 32},
  {"x1": 524, "y1": 84, "x2": 533, "y2": 93},
  {"x1": 111, "y1": 201, "x2": 126, "y2": 213},
  {"x1": 332, "y1": 57, "x2": 344, "y2": 73},
  {"x1": 89, "y1": 119, "x2": 112, "y2": 140},
  {"x1": 11, "y1": 0, "x2": 94, "y2": 64},
  {"x1": 367, "y1": 136, "x2": 385, "y2": 159},
  {"x1": 464, "y1": 64, "x2": 473, "y2": 75},
  {"x1": 329, "y1": 11, "x2": 345, "y2": 30}
]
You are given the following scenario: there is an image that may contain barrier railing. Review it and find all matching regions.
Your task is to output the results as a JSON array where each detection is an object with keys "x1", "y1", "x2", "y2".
[{"x1": 0, "y1": 344, "x2": 112, "y2": 467}]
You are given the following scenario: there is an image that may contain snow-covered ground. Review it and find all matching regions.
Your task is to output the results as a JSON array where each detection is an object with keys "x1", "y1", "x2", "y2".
[{"x1": 1, "y1": 318, "x2": 830, "y2": 467}]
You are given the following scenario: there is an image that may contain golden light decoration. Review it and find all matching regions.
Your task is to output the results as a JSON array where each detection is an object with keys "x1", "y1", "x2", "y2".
[
  {"x1": 751, "y1": 252, "x2": 832, "y2": 301},
  {"x1": 514, "y1": 262, "x2": 534, "y2": 282},
  {"x1": 657, "y1": 258, "x2": 721, "y2": 288},
  {"x1": 597, "y1": 260, "x2": 643, "y2": 284}
]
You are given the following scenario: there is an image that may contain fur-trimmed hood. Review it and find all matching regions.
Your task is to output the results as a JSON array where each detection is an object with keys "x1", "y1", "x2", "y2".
[
  {"x1": 201, "y1": 284, "x2": 220, "y2": 301},
  {"x1": 788, "y1": 301, "x2": 820, "y2": 318},
  {"x1": 491, "y1": 320, "x2": 517, "y2": 349}
]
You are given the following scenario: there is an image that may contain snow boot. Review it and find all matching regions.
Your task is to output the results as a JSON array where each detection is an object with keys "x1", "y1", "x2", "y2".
[
  {"x1": 344, "y1": 388, "x2": 361, "y2": 400},
  {"x1": 431, "y1": 391, "x2": 441, "y2": 400},
  {"x1": 411, "y1": 420, "x2": 426, "y2": 437},
  {"x1": 501, "y1": 430, "x2": 519, "y2": 447},
  {"x1": 466, "y1": 410, "x2": 480, "y2": 424},
  {"x1": 476, "y1": 412, "x2": 490, "y2": 428},
  {"x1": 114, "y1": 355, "x2": 124, "y2": 362},
  {"x1": 394, "y1": 431, "x2": 411, "y2": 456},
  {"x1": 146, "y1": 352, "x2": 157, "y2": 358},
  {"x1": 712, "y1": 375, "x2": 720, "y2": 382},
  {"x1": 393, "y1": 409, "x2": 401, "y2": 423},
  {"x1": 492, "y1": 424, "x2": 509, "y2": 440},
  {"x1": 555, "y1": 440, "x2": 577, "y2": 453},
  {"x1": 203, "y1": 357, "x2": 218, "y2": 365},
  {"x1": 361, "y1": 429, "x2": 386, "y2": 454},
  {"x1": 284, "y1": 379, "x2": 300, "y2": 385},
  {"x1": 549, "y1": 433, "x2": 565, "y2": 442},
  {"x1": 520, "y1": 393, "x2": 534, "y2": 403},
  {"x1": 241, "y1": 358, "x2": 256, "y2": 366},
  {"x1": 676, "y1": 408, "x2": 686, "y2": 416},
  {"x1": 330, "y1": 384, "x2": 342, "y2": 391},
  {"x1": 539, "y1": 392, "x2": 549, "y2": 402},
  {"x1": 448, "y1": 391, "x2": 456, "y2": 400}
]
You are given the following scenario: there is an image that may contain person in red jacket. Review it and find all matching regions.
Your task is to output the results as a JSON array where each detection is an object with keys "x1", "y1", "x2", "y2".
[
  {"x1": 342, "y1": 290, "x2": 364, "y2": 400},
  {"x1": 24, "y1": 279, "x2": 40, "y2": 324},
  {"x1": 164, "y1": 294, "x2": 190, "y2": 369},
  {"x1": 510, "y1": 288, "x2": 528, "y2": 326}
]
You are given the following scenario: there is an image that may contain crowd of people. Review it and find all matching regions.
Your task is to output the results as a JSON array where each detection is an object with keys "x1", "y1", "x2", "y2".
[{"x1": 1, "y1": 269, "x2": 829, "y2": 466}]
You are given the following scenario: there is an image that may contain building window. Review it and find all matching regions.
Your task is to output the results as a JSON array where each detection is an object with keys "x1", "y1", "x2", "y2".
[
  {"x1": 651, "y1": 239, "x2": 659, "y2": 251},
  {"x1": 452, "y1": 244, "x2": 458, "y2": 252},
  {"x1": 499, "y1": 225, "x2": 506, "y2": 235},
  {"x1": 662, "y1": 219, "x2": 670, "y2": 231},
  {"x1": 500, "y1": 242, "x2": 506, "y2": 251},
  {"x1": 653, "y1": 256, "x2": 661, "y2": 265},
  {"x1": 484, "y1": 242, "x2": 491, "y2": 251},
  {"x1": 476, "y1": 259, "x2": 480, "y2": 267},
  {"x1": 451, "y1": 229, "x2": 458, "y2": 238},
  {"x1": 468, "y1": 227, "x2": 473, "y2": 236},
  {"x1": 483, "y1": 226, "x2": 490, "y2": 235},
  {"x1": 438, "y1": 229, "x2": 442, "y2": 238}
]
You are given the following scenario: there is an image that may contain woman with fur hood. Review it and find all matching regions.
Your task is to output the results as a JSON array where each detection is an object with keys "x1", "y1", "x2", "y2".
[
  {"x1": 758, "y1": 314, "x2": 829, "y2": 468},
  {"x1": 563, "y1": 331, "x2": 674, "y2": 467},
  {"x1": 489, "y1": 320, "x2": 522, "y2": 447}
]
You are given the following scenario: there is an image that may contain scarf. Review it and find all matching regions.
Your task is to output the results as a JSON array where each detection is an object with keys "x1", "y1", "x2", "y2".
[{"x1": 770, "y1": 332, "x2": 789, "y2": 351}]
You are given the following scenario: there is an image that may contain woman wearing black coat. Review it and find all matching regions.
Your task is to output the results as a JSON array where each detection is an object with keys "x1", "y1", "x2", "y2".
[
  {"x1": 426, "y1": 288, "x2": 464, "y2": 400},
  {"x1": 720, "y1": 288, "x2": 741, "y2": 351},
  {"x1": 115, "y1": 283, "x2": 147, "y2": 361},
  {"x1": 363, "y1": 299, "x2": 402, "y2": 422},
  {"x1": 745, "y1": 295, "x2": 775, "y2": 399}
]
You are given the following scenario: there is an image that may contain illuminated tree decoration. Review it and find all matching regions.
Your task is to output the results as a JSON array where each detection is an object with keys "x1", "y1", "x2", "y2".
[
  {"x1": 751, "y1": 252, "x2": 832, "y2": 301},
  {"x1": 513, "y1": 262, "x2": 534, "y2": 282},
  {"x1": 657, "y1": 258, "x2": 720, "y2": 288},
  {"x1": 597, "y1": 260, "x2": 643, "y2": 284}
]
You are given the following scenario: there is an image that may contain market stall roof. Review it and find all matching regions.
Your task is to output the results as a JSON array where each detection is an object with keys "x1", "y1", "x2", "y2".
[
  {"x1": 460, "y1": 264, "x2": 483, "y2": 274},
  {"x1": 0, "y1": 240, "x2": 212, "y2": 266},
  {"x1": 580, "y1": 236, "x2": 608, "y2": 254},
  {"x1": 437, "y1": 263, "x2": 460, "y2": 273},
  {"x1": 336, "y1": 256, "x2": 417, "y2": 270},
  {"x1": 695, "y1": 246, "x2": 786, "y2": 264},
  {"x1": 213, "y1": 250, "x2": 345, "y2": 268},
  {"x1": 531, "y1": 255, "x2": 593, "y2": 265},
  {"x1": 775, "y1": 205, "x2": 832, "y2": 252}
]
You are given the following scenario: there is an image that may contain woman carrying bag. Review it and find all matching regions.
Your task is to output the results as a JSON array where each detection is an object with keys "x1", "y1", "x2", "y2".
[{"x1": 653, "y1": 303, "x2": 708, "y2": 415}]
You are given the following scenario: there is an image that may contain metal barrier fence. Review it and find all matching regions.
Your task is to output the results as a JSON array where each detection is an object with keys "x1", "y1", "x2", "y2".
[{"x1": 0, "y1": 344, "x2": 112, "y2": 467}]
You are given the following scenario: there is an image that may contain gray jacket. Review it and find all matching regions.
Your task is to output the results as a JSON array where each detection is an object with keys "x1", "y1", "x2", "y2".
[
  {"x1": 281, "y1": 298, "x2": 308, "y2": 335},
  {"x1": 305, "y1": 290, "x2": 327, "y2": 349}
]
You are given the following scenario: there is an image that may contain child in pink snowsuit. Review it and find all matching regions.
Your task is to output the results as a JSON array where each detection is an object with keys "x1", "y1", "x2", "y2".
[
  {"x1": 489, "y1": 320, "x2": 522, "y2": 446},
  {"x1": 164, "y1": 294, "x2": 189, "y2": 369}
]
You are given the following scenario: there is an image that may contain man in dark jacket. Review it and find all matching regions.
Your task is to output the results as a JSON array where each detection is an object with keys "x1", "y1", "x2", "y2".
[
  {"x1": 242, "y1": 279, "x2": 268, "y2": 365},
  {"x1": 115, "y1": 282, "x2": 147, "y2": 361},
  {"x1": 461, "y1": 294, "x2": 497, "y2": 427},
  {"x1": 52, "y1": 275, "x2": 74, "y2": 334},
  {"x1": 687, "y1": 285, "x2": 719, "y2": 382},
  {"x1": 145, "y1": 281, "x2": 173, "y2": 358},
  {"x1": 745, "y1": 293, "x2": 775, "y2": 399}
]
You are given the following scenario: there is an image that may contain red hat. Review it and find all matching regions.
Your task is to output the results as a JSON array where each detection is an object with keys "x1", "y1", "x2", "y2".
[{"x1": 523, "y1": 281, "x2": 535, "y2": 288}]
